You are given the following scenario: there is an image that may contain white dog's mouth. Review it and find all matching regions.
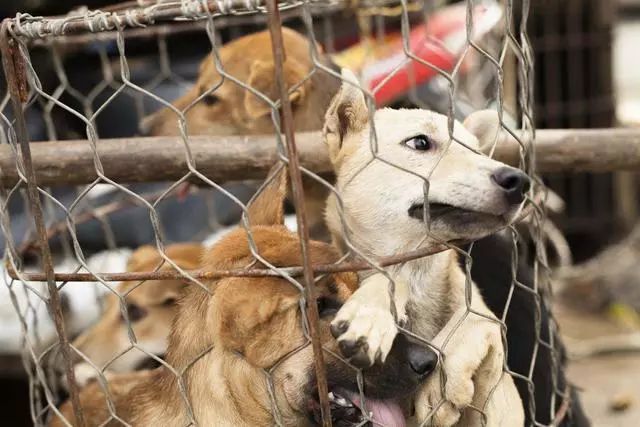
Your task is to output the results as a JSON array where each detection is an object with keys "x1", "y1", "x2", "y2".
[
  {"x1": 408, "y1": 202, "x2": 498, "y2": 223},
  {"x1": 408, "y1": 203, "x2": 505, "y2": 231}
]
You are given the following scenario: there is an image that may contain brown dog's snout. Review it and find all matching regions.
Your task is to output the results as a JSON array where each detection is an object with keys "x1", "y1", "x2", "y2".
[{"x1": 491, "y1": 167, "x2": 531, "y2": 205}]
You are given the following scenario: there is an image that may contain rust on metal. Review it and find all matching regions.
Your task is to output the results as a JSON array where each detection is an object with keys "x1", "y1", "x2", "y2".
[
  {"x1": 7, "y1": 241, "x2": 453, "y2": 282},
  {"x1": 0, "y1": 20, "x2": 86, "y2": 427},
  {"x1": 265, "y1": 0, "x2": 332, "y2": 424},
  {"x1": 0, "y1": 19, "x2": 28, "y2": 102}
]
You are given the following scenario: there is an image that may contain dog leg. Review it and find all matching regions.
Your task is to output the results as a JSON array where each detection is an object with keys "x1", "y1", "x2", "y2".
[
  {"x1": 330, "y1": 273, "x2": 409, "y2": 368},
  {"x1": 415, "y1": 304, "x2": 522, "y2": 427}
]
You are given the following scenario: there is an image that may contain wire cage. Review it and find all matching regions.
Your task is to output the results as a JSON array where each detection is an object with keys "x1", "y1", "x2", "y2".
[
  {"x1": 528, "y1": 0, "x2": 624, "y2": 262},
  {"x1": 0, "y1": 1, "x2": 580, "y2": 426}
]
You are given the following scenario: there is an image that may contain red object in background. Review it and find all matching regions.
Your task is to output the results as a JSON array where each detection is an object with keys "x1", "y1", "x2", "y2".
[
  {"x1": 332, "y1": 3, "x2": 502, "y2": 106},
  {"x1": 367, "y1": 37, "x2": 455, "y2": 106}
]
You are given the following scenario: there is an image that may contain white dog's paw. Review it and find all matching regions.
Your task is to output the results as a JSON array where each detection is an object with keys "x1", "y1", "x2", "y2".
[
  {"x1": 330, "y1": 274, "x2": 408, "y2": 368},
  {"x1": 415, "y1": 314, "x2": 505, "y2": 427},
  {"x1": 330, "y1": 295, "x2": 398, "y2": 368},
  {"x1": 416, "y1": 364, "x2": 475, "y2": 427},
  {"x1": 74, "y1": 362, "x2": 99, "y2": 388}
]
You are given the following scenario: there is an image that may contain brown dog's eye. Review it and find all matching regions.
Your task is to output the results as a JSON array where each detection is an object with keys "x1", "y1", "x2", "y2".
[
  {"x1": 202, "y1": 93, "x2": 219, "y2": 106},
  {"x1": 123, "y1": 303, "x2": 147, "y2": 323},
  {"x1": 161, "y1": 297, "x2": 177, "y2": 307}
]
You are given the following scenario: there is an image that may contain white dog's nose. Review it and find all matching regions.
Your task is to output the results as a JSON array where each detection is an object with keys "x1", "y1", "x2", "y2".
[{"x1": 491, "y1": 167, "x2": 531, "y2": 205}]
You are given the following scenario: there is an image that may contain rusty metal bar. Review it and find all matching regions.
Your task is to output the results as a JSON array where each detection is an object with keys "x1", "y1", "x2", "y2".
[
  {"x1": 265, "y1": 0, "x2": 332, "y2": 424},
  {"x1": 6, "y1": 0, "x2": 347, "y2": 40},
  {"x1": 0, "y1": 21, "x2": 86, "y2": 427},
  {"x1": 8, "y1": 241, "x2": 456, "y2": 282},
  {"x1": 0, "y1": 128, "x2": 639, "y2": 189}
]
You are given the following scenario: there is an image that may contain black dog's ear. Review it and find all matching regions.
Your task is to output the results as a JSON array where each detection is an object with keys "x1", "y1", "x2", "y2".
[{"x1": 323, "y1": 69, "x2": 369, "y2": 167}]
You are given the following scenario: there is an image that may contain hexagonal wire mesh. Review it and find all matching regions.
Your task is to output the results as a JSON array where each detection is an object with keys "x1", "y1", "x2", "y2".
[{"x1": 0, "y1": 0, "x2": 569, "y2": 426}]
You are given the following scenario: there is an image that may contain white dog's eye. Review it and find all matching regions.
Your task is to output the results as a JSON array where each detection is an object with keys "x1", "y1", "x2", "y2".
[{"x1": 404, "y1": 135, "x2": 433, "y2": 151}]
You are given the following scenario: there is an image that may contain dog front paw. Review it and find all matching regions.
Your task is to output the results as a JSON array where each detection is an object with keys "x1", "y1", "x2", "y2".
[
  {"x1": 415, "y1": 313, "x2": 506, "y2": 426},
  {"x1": 330, "y1": 274, "x2": 407, "y2": 369},
  {"x1": 416, "y1": 367, "x2": 475, "y2": 427}
]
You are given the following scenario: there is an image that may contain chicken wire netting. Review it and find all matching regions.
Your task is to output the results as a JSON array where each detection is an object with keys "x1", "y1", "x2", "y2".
[{"x1": 0, "y1": 0, "x2": 572, "y2": 426}]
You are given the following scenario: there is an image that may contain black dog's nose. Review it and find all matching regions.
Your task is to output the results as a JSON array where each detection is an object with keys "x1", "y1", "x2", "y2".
[
  {"x1": 407, "y1": 344, "x2": 438, "y2": 377},
  {"x1": 491, "y1": 167, "x2": 531, "y2": 205}
]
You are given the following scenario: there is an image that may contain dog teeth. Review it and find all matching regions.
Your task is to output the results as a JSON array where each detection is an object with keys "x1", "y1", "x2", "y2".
[
  {"x1": 328, "y1": 392, "x2": 335, "y2": 401},
  {"x1": 335, "y1": 396, "x2": 353, "y2": 407}
]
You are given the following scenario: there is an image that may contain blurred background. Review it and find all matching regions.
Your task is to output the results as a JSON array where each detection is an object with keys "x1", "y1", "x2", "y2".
[{"x1": 1, "y1": 0, "x2": 640, "y2": 426}]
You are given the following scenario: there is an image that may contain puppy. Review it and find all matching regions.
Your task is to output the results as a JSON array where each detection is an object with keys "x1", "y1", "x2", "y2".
[
  {"x1": 51, "y1": 166, "x2": 437, "y2": 427},
  {"x1": 323, "y1": 71, "x2": 525, "y2": 426},
  {"x1": 142, "y1": 28, "x2": 341, "y2": 237},
  {"x1": 70, "y1": 243, "x2": 204, "y2": 386}
]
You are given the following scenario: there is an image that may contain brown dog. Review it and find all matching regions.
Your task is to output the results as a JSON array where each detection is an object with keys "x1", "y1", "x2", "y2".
[
  {"x1": 70, "y1": 243, "x2": 204, "y2": 386},
  {"x1": 52, "y1": 167, "x2": 437, "y2": 427},
  {"x1": 142, "y1": 28, "x2": 340, "y2": 237},
  {"x1": 141, "y1": 28, "x2": 338, "y2": 136}
]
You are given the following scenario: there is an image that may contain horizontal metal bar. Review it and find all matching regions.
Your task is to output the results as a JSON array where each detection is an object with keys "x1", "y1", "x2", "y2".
[
  {"x1": 0, "y1": 129, "x2": 638, "y2": 188},
  {"x1": 5, "y1": 0, "x2": 347, "y2": 40},
  {"x1": 9, "y1": 241, "x2": 453, "y2": 282},
  {"x1": 8, "y1": 204, "x2": 535, "y2": 283}
]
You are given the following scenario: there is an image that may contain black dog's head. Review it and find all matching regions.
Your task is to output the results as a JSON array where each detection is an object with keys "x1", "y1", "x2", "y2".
[{"x1": 307, "y1": 332, "x2": 437, "y2": 427}]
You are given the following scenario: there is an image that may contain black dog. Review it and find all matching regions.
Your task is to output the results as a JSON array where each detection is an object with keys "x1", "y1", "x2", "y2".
[{"x1": 464, "y1": 231, "x2": 590, "y2": 426}]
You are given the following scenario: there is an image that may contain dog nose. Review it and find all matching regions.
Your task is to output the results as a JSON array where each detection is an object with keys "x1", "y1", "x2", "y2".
[
  {"x1": 407, "y1": 344, "x2": 438, "y2": 377},
  {"x1": 491, "y1": 167, "x2": 531, "y2": 205}
]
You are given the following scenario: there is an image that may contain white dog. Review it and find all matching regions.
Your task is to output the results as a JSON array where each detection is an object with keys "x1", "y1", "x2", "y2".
[{"x1": 324, "y1": 70, "x2": 526, "y2": 426}]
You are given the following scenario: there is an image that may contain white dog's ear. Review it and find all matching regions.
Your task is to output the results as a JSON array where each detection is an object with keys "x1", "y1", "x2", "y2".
[
  {"x1": 323, "y1": 69, "x2": 369, "y2": 166},
  {"x1": 463, "y1": 109, "x2": 501, "y2": 152}
]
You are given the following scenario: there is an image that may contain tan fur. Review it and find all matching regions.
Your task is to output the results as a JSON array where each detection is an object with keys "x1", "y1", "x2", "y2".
[
  {"x1": 52, "y1": 167, "x2": 358, "y2": 427},
  {"x1": 141, "y1": 28, "x2": 337, "y2": 137},
  {"x1": 324, "y1": 71, "x2": 524, "y2": 426},
  {"x1": 142, "y1": 28, "x2": 341, "y2": 238},
  {"x1": 71, "y1": 243, "x2": 204, "y2": 384}
]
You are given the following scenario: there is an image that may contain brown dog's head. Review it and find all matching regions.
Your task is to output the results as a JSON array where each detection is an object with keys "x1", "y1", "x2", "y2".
[
  {"x1": 141, "y1": 28, "x2": 340, "y2": 137},
  {"x1": 166, "y1": 166, "x2": 436, "y2": 426},
  {"x1": 72, "y1": 243, "x2": 204, "y2": 382}
]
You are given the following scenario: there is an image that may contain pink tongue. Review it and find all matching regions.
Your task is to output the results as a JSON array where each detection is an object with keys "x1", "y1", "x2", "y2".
[{"x1": 341, "y1": 390, "x2": 406, "y2": 427}]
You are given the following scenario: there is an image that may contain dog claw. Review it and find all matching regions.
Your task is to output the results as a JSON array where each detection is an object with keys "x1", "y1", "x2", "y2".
[{"x1": 331, "y1": 320, "x2": 349, "y2": 338}]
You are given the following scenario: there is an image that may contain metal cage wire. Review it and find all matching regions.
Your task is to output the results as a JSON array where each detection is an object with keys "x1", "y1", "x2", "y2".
[{"x1": 0, "y1": 0, "x2": 568, "y2": 426}]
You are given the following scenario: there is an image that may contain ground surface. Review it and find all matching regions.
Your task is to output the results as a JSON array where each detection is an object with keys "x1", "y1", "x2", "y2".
[
  {"x1": 563, "y1": 12, "x2": 640, "y2": 426},
  {"x1": 556, "y1": 303, "x2": 640, "y2": 427}
]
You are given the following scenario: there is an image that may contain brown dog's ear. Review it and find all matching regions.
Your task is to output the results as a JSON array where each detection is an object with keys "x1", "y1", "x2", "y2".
[
  {"x1": 246, "y1": 164, "x2": 288, "y2": 226},
  {"x1": 164, "y1": 243, "x2": 205, "y2": 270},
  {"x1": 323, "y1": 68, "x2": 369, "y2": 166},
  {"x1": 126, "y1": 245, "x2": 160, "y2": 272},
  {"x1": 213, "y1": 277, "x2": 301, "y2": 368},
  {"x1": 244, "y1": 58, "x2": 307, "y2": 119},
  {"x1": 463, "y1": 109, "x2": 501, "y2": 152}
]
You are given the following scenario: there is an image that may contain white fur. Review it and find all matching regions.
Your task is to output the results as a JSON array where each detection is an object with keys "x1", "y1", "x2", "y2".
[
  {"x1": 0, "y1": 249, "x2": 131, "y2": 354},
  {"x1": 324, "y1": 72, "x2": 524, "y2": 426},
  {"x1": 332, "y1": 273, "x2": 409, "y2": 363}
]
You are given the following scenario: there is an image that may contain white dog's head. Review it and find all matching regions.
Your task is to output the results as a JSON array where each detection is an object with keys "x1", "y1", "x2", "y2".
[{"x1": 324, "y1": 70, "x2": 530, "y2": 257}]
